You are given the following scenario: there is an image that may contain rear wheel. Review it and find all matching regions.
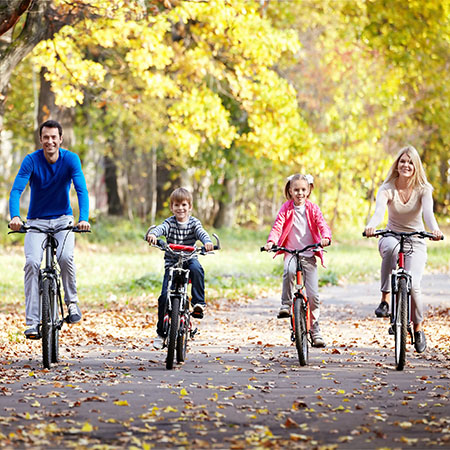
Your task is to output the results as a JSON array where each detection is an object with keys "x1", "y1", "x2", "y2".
[
  {"x1": 293, "y1": 296, "x2": 308, "y2": 366},
  {"x1": 41, "y1": 278, "x2": 53, "y2": 369},
  {"x1": 166, "y1": 296, "x2": 180, "y2": 370},
  {"x1": 394, "y1": 278, "x2": 408, "y2": 371}
]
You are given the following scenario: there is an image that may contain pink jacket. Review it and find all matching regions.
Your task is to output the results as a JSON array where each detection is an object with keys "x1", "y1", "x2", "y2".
[{"x1": 267, "y1": 199, "x2": 332, "y2": 266}]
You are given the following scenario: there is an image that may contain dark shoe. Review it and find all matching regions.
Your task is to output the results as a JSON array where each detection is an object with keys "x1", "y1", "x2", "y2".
[
  {"x1": 375, "y1": 301, "x2": 389, "y2": 318},
  {"x1": 67, "y1": 302, "x2": 82, "y2": 323},
  {"x1": 24, "y1": 324, "x2": 41, "y2": 340},
  {"x1": 277, "y1": 307, "x2": 291, "y2": 319},
  {"x1": 192, "y1": 303, "x2": 205, "y2": 319},
  {"x1": 414, "y1": 331, "x2": 427, "y2": 353},
  {"x1": 311, "y1": 334, "x2": 326, "y2": 348}
]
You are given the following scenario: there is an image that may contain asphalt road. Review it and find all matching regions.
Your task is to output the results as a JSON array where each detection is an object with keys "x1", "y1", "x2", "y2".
[{"x1": 0, "y1": 274, "x2": 449, "y2": 449}]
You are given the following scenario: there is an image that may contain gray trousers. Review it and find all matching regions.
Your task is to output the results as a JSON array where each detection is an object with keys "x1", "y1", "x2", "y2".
[
  {"x1": 378, "y1": 236, "x2": 427, "y2": 324},
  {"x1": 281, "y1": 255, "x2": 321, "y2": 331},
  {"x1": 24, "y1": 216, "x2": 78, "y2": 325}
]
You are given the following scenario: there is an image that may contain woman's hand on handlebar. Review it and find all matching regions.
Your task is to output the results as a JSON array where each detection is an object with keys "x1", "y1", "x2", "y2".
[
  {"x1": 431, "y1": 229, "x2": 443, "y2": 241},
  {"x1": 364, "y1": 227, "x2": 376, "y2": 237}
]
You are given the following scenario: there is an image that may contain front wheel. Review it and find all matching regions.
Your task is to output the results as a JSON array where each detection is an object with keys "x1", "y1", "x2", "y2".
[
  {"x1": 41, "y1": 278, "x2": 53, "y2": 369},
  {"x1": 293, "y1": 296, "x2": 309, "y2": 366},
  {"x1": 394, "y1": 277, "x2": 408, "y2": 371},
  {"x1": 166, "y1": 296, "x2": 180, "y2": 370},
  {"x1": 176, "y1": 308, "x2": 189, "y2": 364}
]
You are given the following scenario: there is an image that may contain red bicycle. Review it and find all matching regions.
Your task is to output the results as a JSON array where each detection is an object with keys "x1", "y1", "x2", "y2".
[{"x1": 262, "y1": 243, "x2": 322, "y2": 366}]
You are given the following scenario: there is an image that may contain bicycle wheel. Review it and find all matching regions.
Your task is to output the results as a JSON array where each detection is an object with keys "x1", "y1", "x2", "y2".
[
  {"x1": 166, "y1": 296, "x2": 180, "y2": 370},
  {"x1": 293, "y1": 296, "x2": 308, "y2": 366},
  {"x1": 176, "y1": 309, "x2": 189, "y2": 363},
  {"x1": 51, "y1": 290, "x2": 60, "y2": 364},
  {"x1": 394, "y1": 277, "x2": 408, "y2": 371},
  {"x1": 41, "y1": 278, "x2": 53, "y2": 369}
]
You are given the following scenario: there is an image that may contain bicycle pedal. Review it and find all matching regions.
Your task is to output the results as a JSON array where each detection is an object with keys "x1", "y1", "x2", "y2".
[
  {"x1": 388, "y1": 325, "x2": 394, "y2": 335},
  {"x1": 25, "y1": 333, "x2": 41, "y2": 340},
  {"x1": 190, "y1": 327, "x2": 198, "y2": 338}
]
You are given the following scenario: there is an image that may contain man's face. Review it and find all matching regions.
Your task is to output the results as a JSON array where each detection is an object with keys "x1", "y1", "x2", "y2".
[{"x1": 40, "y1": 126, "x2": 63, "y2": 161}]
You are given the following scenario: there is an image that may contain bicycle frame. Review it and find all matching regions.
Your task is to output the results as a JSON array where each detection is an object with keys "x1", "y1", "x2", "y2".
[{"x1": 291, "y1": 254, "x2": 311, "y2": 337}]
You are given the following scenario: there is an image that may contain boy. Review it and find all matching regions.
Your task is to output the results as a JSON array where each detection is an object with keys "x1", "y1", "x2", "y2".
[{"x1": 146, "y1": 188, "x2": 213, "y2": 349}]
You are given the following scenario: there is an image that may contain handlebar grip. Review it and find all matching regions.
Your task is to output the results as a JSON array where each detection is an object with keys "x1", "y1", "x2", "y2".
[
  {"x1": 362, "y1": 231, "x2": 367, "y2": 237},
  {"x1": 260, "y1": 246, "x2": 266, "y2": 252}
]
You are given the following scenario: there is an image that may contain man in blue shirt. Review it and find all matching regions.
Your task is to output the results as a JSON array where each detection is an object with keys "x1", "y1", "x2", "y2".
[{"x1": 9, "y1": 120, "x2": 90, "y2": 339}]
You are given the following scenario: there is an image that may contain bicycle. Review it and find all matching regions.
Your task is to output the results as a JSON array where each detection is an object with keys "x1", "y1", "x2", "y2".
[
  {"x1": 150, "y1": 234, "x2": 220, "y2": 370},
  {"x1": 261, "y1": 243, "x2": 322, "y2": 366},
  {"x1": 363, "y1": 229, "x2": 444, "y2": 370},
  {"x1": 9, "y1": 224, "x2": 90, "y2": 369}
]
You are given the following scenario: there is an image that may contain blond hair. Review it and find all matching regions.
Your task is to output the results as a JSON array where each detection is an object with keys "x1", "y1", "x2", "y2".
[
  {"x1": 169, "y1": 187, "x2": 193, "y2": 207},
  {"x1": 384, "y1": 145, "x2": 431, "y2": 190}
]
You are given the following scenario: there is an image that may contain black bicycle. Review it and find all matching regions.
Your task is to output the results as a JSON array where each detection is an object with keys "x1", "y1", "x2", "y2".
[
  {"x1": 261, "y1": 243, "x2": 322, "y2": 366},
  {"x1": 363, "y1": 229, "x2": 444, "y2": 370},
  {"x1": 9, "y1": 224, "x2": 89, "y2": 369},
  {"x1": 151, "y1": 234, "x2": 220, "y2": 370}
]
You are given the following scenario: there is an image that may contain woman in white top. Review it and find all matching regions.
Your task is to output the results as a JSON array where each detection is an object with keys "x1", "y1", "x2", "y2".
[{"x1": 364, "y1": 145, "x2": 443, "y2": 353}]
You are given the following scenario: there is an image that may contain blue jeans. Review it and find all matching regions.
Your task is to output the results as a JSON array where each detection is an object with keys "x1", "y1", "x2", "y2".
[{"x1": 157, "y1": 258, "x2": 205, "y2": 336}]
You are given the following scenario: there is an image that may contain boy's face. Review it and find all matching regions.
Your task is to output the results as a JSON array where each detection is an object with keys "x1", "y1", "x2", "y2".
[{"x1": 171, "y1": 199, "x2": 192, "y2": 222}]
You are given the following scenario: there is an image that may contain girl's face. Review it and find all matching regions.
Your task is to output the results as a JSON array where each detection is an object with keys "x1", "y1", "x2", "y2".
[
  {"x1": 289, "y1": 179, "x2": 310, "y2": 206},
  {"x1": 397, "y1": 152, "x2": 415, "y2": 179}
]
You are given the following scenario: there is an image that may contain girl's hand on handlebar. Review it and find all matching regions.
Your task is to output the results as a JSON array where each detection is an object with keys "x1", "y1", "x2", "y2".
[
  {"x1": 264, "y1": 242, "x2": 274, "y2": 251},
  {"x1": 321, "y1": 238, "x2": 330, "y2": 247},
  {"x1": 147, "y1": 234, "x2": 157, "y2": 245},
  {"x1": 205, "y1": 242, "x2": 214, "y2": 252}
]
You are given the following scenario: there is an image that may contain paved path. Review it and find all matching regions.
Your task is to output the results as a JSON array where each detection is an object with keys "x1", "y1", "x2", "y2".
[{"x1": 0, "y1": 275, "x2": 449, "y2": 449}]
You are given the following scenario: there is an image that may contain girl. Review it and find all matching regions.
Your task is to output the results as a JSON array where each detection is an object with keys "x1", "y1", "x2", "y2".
[
  {"x1": 364, "y1": 145, "x2": 443, "y2": 353},
  {"x1": 264, "y1": 174, "x2": 332, "y2": 348}
]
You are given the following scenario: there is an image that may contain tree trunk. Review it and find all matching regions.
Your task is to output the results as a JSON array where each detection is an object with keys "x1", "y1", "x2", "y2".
[
  {"x1": 213, "y1": 175, "x2": 237, "y2": 228},
  {"x1": 148, "y1": 145, "x2": 157, "y2": 224},
  {"x1": 104, "y1": 155, "x2": 123, "y2": 216}
]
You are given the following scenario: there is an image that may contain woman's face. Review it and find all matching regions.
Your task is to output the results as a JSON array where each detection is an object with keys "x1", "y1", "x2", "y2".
[
  {"x1": 289, "y1": 179, "x2": 310, "y2": 206},
  {"x1": 397, "y1": 152, "x2": 415, "y2": 179}
]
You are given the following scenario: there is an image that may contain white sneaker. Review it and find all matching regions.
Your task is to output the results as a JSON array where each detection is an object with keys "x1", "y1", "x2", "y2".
[
  {"x1": 67, "y1": 302, "x2": 82, "y2": 323},
  {"x1": 153, "y1": 334, "x2": 164, "y2": 350}
]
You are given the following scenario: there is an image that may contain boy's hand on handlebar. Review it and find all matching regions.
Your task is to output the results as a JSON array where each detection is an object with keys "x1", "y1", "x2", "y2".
[
  {"x1": 9, "y1": 217, "x2": 23, "y2": 232},
  {"x1": 76, "y1": 220, "x2": 90, "y2": 231},
  {"x1": 204, "y1": 242, "x2": 214, "y2": 252},
  {"x1": 264, "y1": 242, "x2": 274, "y2": 251},
  {"x1": 321, "y1": 238, "x2": 330, "y2": 247},
  {"x1": 147, "y1": 234, "x2": 157, "y2": 245}
]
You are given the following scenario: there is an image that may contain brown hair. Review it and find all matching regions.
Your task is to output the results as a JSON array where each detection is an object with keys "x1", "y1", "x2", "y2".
[
  {"x1": 169, "y1": 187, "x2": 193, "y2": 207},
  {"x1": 284, "y1": 174, "x2": 312, "y2": 200}
]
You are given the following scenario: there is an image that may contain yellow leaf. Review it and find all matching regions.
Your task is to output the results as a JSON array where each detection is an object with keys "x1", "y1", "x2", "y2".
[
  {"x1": 31, "y1": 401, "x2": 40, "y2": 407},
  {"x1": 114, "y1": 400, "x2": 129, "y2": 406},
  {"x1": 164, "y1": 406, "x2": 178, "y2": 412},
  {"x1": 81, "y1": 422, "x2": 93, "y2": 432},
  {"x1": 25, "y1": 412, "x2": 31, "y2": 420},
  {"x1": 180, "y1": 388, "x2": 188, "y2": 396}
]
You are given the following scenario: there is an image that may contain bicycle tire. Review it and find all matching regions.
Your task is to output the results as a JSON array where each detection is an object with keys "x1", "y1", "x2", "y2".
[
  {"x1": 293, "y1": 296, "x2": 308, "y2": 366},
  {"x1": 176, "y1": 308, "x2": 189, "y2": 363},
  {"x1": 394, "y1": 277, "x2": 408, "y2": 371},
  {"x1": 166, "y1": 296, "x2": 180, "y2": 370},
  {"x1": 41, "y1": 278, "x2": 53, "y2": 369},
  {"x1": 51, "y1": 289, "x2": 60, "y2": 364}
]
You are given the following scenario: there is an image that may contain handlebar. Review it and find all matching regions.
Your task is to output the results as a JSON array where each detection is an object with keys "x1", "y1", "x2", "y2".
[
  {"x1": 8, "y1": 224, "x2": 91, "y2": 234},
  {"x1": 151, "y1": 233, "x2": 221, "y2": 255},
  {"x1": 362, "y1": 229, "x2": 444, "y2": 240},
  {"x1": 261, "y1": 242, "x2": 322, "y2": 254}
]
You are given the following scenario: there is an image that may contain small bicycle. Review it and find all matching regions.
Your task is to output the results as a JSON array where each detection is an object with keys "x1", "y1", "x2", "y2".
[
  {"x1": 363, "y1": 229, "x2": 444, "y2": 370},
  {"x1": 261, "y1": 243, "x2": 322, "y2": 366},
  {"x1": 9, "y1": 224, "x2": 90, "y2": 369},
  {"x1": 151, "y1": 234, "x2": 220, "y2": 370}
]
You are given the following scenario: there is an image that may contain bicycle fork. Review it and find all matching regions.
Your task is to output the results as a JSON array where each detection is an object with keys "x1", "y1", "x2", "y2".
[{"x1": 390, "y1": 270, "x2": 414, "y2": 343}]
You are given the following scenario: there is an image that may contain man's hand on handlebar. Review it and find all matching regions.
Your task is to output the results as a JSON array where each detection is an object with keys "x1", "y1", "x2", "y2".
[
  {"x1": 76, "y1": 220, "x2": 90, "y2": 231},
  {"x1": 9, "y1": 216, "x2": 23, "y2": 232}
]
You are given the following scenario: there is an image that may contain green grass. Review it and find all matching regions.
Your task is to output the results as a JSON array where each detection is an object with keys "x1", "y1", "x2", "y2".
[{"x1": 1, "y1": 220, "x2": 449, "y2": 313}]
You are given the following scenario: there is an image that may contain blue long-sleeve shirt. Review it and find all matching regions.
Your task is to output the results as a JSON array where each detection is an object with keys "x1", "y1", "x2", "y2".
[{"x1": 9, "y1": 148, "x2": 89, "y2": 222}]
